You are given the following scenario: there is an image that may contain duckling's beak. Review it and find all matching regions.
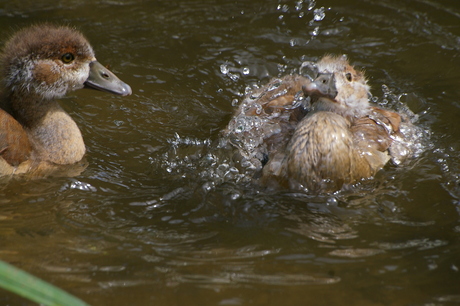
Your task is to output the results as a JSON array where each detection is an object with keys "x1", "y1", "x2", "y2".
[
  {"x1": 84, "y1": 61, "x2": 132, "y2": 96},
  {"x1": 302, "y1": 72, "x2": 338, "y2": 102}
]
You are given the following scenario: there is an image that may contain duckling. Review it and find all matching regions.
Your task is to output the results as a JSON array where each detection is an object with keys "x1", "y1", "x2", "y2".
[
  {"x1": 0, "y1": 24, "x2": 131, "y2": 177},
  {"x1": 265, "y1": 55, "x2": 408, "y2": 192},
  {"x1": 222, "y1": 74, "x2": 311, "y2": 177}
]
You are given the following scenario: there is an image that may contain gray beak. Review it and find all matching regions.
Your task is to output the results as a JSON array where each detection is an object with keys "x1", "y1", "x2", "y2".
[
  {"x1": 84, "y1": 61, "x2": 132, "y2": 96},
  {"x1": 302, "y1": 72, "x2": 338, "y2": 101}
]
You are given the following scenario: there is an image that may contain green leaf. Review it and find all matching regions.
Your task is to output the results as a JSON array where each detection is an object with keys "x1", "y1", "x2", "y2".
[{"x1": 0, "y1": 260, "x2": 90, "y2": 306}]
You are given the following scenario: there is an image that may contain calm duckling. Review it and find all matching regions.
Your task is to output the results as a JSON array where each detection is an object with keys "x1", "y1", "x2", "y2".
[
  {"x1": 265, "y1": 55, "x2": 408, "y2": 192},
  {"x1": 0, "y1": 24, "x2": 131, "y2": 177},
  {"x1": 222, "y1": 74, "x2": 311, "y2": 177}
]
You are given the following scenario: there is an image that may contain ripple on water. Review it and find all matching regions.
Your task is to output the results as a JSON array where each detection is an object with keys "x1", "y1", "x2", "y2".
[{"x1": 1, "y1": 0, "x2": 459, "y2": 305}]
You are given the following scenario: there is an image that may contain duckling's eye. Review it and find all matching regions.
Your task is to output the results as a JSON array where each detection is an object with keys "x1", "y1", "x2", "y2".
[
  {"x1": 345, "y1": 72, "x2": 352, "y2": 82},
  {"x1": 61, "y1": 53, "x2": 75, "y2": 64}
]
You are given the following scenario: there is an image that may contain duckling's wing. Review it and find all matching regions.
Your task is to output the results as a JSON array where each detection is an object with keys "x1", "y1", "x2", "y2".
[
  {"x1": 351, "y1": 114, "x2": 394, "y2": 172},
  {"x1": 370, "y1": 107, "x2": 401, "y2": 133},
  {"x1": 223, "y1": 75, "x2": 311, "y2": 175},
  {"x1": 0, "y1": 109, "x2": 32, "y2": 166},
  {"x1": 351, "y1": 116, "x2": 393, "y2": 152}
]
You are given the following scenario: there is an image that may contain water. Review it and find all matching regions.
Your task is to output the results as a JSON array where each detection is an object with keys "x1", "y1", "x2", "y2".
[{"x1": 1, "y1": 0, "x2": 460, "y2": 305}]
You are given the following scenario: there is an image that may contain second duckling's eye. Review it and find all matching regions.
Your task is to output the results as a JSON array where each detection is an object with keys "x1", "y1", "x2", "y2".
[
  {"x1": 61, "y1": 53, "x2": 75, "y2": 64},
  {"x1": 345, "y1": 73, "x2": 352, "y2": 82}
]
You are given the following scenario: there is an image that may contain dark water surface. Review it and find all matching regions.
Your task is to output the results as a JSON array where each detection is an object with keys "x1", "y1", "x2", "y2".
[{"x1": 1, "y1": 0, "x2": 460, "y2": 305}]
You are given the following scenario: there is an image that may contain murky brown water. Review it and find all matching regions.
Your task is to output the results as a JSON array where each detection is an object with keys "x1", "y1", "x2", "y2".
[{"x1": 1, "y1": 0, "x2": 460, "y2": 305}]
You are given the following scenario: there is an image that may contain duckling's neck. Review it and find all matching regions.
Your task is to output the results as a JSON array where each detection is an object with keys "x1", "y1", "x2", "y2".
[
  {"x1": 312, "y1": 97, "x2": 370, "y2": 120},
  {"x1": 7, "y1": 91, "x2": 86, "y2": 165}
]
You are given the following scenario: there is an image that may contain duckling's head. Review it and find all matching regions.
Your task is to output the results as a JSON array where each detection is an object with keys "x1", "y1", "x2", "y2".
[
  {"x1": 302, "y1": 55, "x2": 370, "y2": 118},
  {"x1": 1, "y1": 24, "x2": 131, "y2": 100}
]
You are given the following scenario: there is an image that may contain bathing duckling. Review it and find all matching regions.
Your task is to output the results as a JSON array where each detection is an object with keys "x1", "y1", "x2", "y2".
[
  {"x1": 0, "y1": 24, "x2": 131, "y2": 177},
  {"x1": 264, "y1": 55, "x2": 407, "y2": 192},
  {"x1": 222, "y1": 74, "x2": 311, "y2": 177}
]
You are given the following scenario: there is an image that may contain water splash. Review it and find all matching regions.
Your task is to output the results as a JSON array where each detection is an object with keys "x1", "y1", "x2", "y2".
[{"x1": 313, "y1": 7, "x2": 326, "y2": 21}]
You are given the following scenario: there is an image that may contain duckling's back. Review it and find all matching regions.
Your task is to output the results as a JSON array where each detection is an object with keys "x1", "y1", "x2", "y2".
[{"x1": 284, "y1": 111, "x2": 392, "y2": 192}]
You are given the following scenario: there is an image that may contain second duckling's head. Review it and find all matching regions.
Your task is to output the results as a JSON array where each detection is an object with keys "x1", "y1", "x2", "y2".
[
  {"x1": 1, "y1": 24, "x2": 131, "y2": 100},
  {"x1": 302, "y1": 55, "x2": 370, "y2": 118}
]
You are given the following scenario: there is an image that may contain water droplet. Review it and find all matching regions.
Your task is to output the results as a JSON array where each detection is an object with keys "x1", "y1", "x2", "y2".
[
  {"x1": 230, "y1": 193, "x2": 240, "y2": 200},
  {"x1": 313, "y1": 7, "x2": 325, "y2": 21},
  {"x1": 229, "y1": 72, "x2": 240, "y2": 81},
  {"x1": 327, "y1": 197, "x2": 338, "y2": 205},
  {"x1": 311, "y1": 26, "x2": 319, "y2": 36},
  {"x1": 220, "y1": 64, "x2": 229, "y2": 74},
  {"x1": 70, "y1": 180, "x2": 97, "y2": 192},
  {"x1": 295, "y1": 0, "x2": 303, "y2": 11},
  {"x1": 255, "y1": 104, "x2": 262, "y2": 115},
  {"x1": 313, "y1": 14, "x2": 324, "y2": 22}
]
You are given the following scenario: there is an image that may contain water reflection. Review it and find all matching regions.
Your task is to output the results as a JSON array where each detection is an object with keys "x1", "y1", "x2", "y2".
[{"x1": 1, "y1": 0, "x2": 460, "y2": 305}]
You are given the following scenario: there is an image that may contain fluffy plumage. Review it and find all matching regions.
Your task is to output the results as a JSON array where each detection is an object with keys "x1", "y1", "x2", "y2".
[
  {"x1": 0, "y1": 24, "x2": 131, "y2": 177},
  {"x1": 278, "y1": 55, "x2": 401, "y2": 192}
]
